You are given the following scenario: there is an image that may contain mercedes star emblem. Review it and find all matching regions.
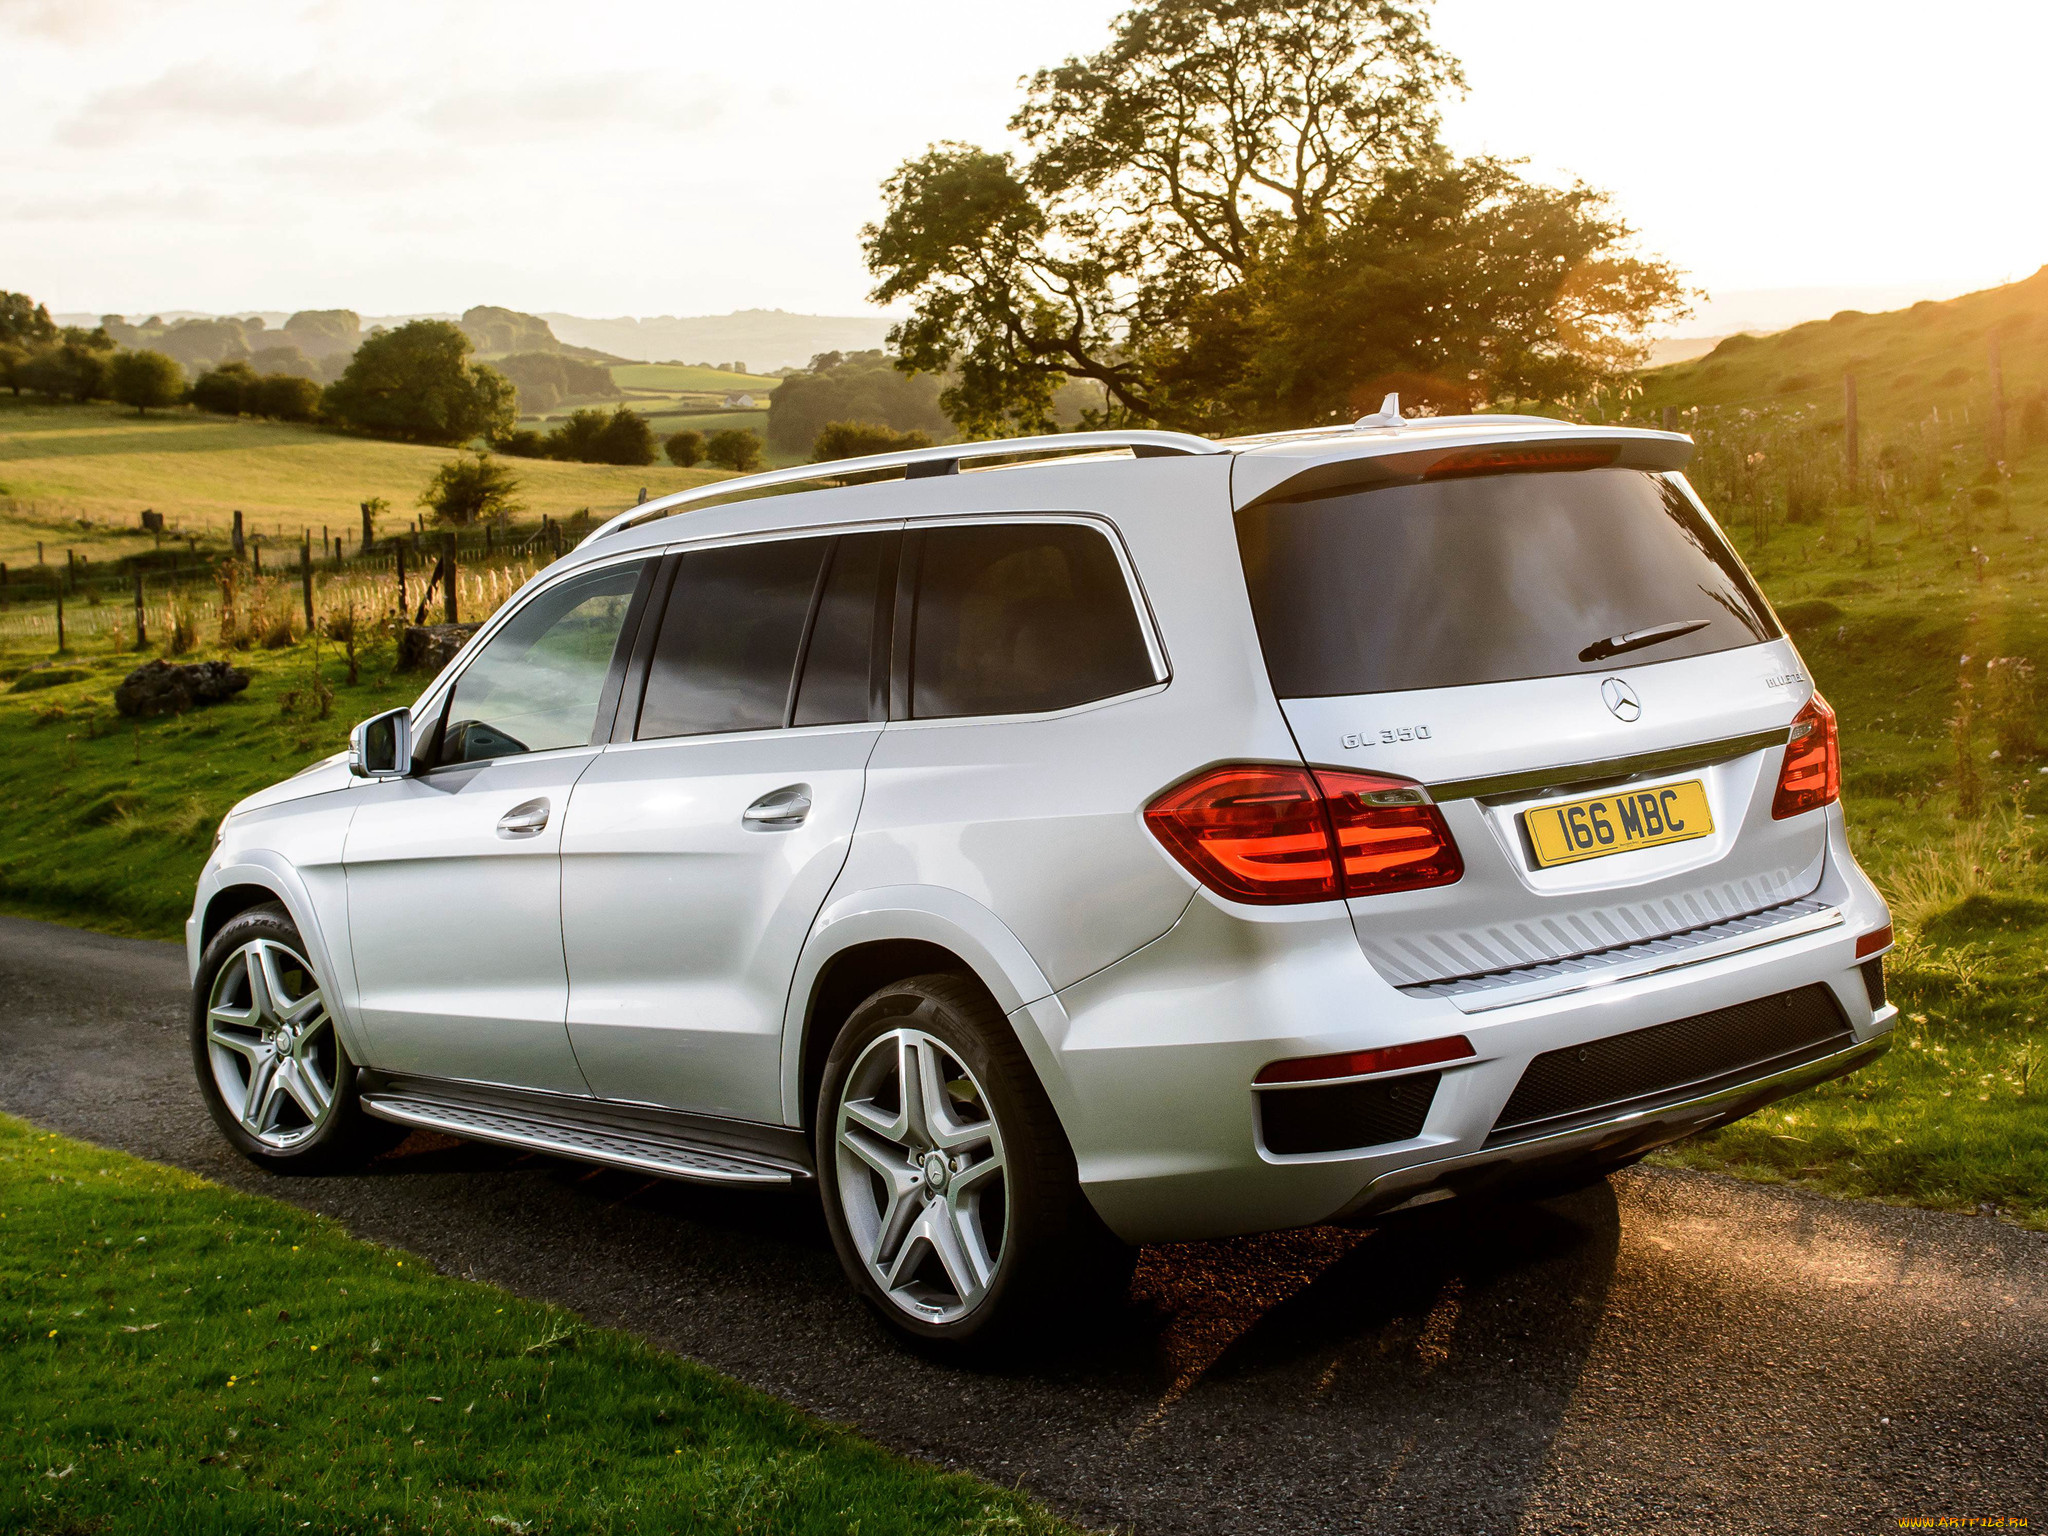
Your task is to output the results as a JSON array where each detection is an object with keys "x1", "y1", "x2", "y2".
[{"x1": 1602, "y1": 677, "x2": 1642, "y2": 722}]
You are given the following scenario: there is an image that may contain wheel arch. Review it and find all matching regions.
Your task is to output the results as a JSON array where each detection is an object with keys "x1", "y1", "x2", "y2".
[
  {"x1": 195, "y1": 855, "x2": 370, "y2": 1065},
  {"x1": 782, "y1": 887, "x2": 1071, "y2": 1133}
]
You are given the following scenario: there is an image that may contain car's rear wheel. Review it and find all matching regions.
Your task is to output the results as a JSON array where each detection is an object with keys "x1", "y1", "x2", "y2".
[
  {"x1": 191, "y1": 903, "x2": 403, "y2": 1174},
  {"x1": 816, "y1": 972, "x2": 1133, "y2": 1353}
]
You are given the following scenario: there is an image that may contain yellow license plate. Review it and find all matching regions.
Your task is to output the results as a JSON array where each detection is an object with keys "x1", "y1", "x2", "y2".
[{"x1": 1523, "y1": 780, "x2": 1714, "y2": 868}]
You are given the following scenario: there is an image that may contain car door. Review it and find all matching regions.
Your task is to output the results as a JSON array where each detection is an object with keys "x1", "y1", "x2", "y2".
[
  {"x1": 343, "y1": 555, "x2": 654, "y2": 1095},
  {"x1": 560, "y1": 528, "x2": 895, "y2": 1121}
]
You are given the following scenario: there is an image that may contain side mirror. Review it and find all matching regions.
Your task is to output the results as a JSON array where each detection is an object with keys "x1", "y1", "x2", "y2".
[{"x1": 348, "y1": 708, "x2": 414, "y2": 779}]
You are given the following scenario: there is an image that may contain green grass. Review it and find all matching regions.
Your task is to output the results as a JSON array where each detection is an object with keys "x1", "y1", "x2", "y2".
[
  {"x1": 0, "y1": 397, "x2": 731, "y2": 566},
  {"x1": 1636, "y1": 266, "x2": 2048, "y2": 436},
  {"x1": 609, "y1": 364, "x2": 780, "y2": 395},
  {"x1": 0, "y1": 630, "x2": 371, "y2": 938},
  {"x1": 0, "y1": 1112, "x2": 1074, "y2": 1535}
]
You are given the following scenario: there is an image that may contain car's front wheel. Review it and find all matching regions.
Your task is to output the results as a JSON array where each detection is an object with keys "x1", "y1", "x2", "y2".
[
  {"x1": 190, "y1": 903, "x2": 402, "y2": 1173},
  {"x1": 816, "y1": 972, "x2": 1133, "y2": 1354}
]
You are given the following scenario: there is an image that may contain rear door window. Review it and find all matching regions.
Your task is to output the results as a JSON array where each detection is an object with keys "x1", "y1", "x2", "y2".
[
  {"x1": 637, "y1": 537, "x2": 828, "y2": 739},
  {"x1": 1235, "y1": 468, "x2": 1779, "y2": 698},
  {"x1": 792, "y1": 532, "x2": 892, "y2": 727},
  {"x1": 909, "y1": 522, "x2": 1157, "y2": 719}
]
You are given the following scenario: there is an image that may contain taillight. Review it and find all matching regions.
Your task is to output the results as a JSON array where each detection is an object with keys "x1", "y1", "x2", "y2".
[
  {"x1": 1772, "y1": 694, "x2": 1840, "y2": 819},
  {"x1": 1144, "y1": 764, "x2": 1462, "y2": 905}
]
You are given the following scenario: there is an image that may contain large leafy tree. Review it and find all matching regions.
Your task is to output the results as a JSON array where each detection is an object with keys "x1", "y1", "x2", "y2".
[
  {"x1": 321, "y1": 320, "x2": 515, "y2": 445},
  {"x1": 865, "y1": 0, "x2": 1684, "y2": 436}
]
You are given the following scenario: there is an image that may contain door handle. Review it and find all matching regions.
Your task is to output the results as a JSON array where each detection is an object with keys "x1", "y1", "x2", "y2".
[
  {"x1": 497, "y1": 797, "x2": 551, "y2": 837},
  {"x1": 743, "y1": 784, "x2": 812, "y2": 829}
]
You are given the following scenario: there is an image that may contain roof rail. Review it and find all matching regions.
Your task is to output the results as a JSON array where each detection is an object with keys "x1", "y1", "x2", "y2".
[{"x1": 582, "y1": 429, "x2": 1225, "y2": 546}]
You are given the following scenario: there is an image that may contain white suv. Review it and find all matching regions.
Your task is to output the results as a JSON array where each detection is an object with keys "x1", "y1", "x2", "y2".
[{"x1": 188, "y1": 410, "x2": 1895, "y2": 1348}]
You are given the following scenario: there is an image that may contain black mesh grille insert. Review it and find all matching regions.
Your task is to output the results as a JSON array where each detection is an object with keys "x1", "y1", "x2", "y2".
[
  {"x1": 1490, "y1": 984, "x2": 1852, "y2": 1144},
  {"x1": 1260, "y1": 1071, "x2": 1440, "y2": 1156}
]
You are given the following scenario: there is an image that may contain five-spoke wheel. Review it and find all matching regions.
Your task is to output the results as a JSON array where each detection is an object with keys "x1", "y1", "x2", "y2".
[
  {"x1": 190, "y1": 902, "x2": 402, "y2": 1172},
  {"x1": 817, "y1": 972, "x2": 1135, "y2": 1352},
  {"x1": 834, "y1": 1026, "x2": 1009, "y2": 1325},
  {"x1": 204, "y1": 935, "x2": 338, "y2": 1150}
]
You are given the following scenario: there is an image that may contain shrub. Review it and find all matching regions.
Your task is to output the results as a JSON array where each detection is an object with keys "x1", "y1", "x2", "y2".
[
  {"x1": 494, "y1": 428, "x2": 547, "y2": 458},
  {"x1": 250, "y1": 373, "x2": 322, "y2": 422},
  {"x1": 812, "y1": 420, "x2": 933, "y2": 461},
  {"x1": 420, "y1": 451, "x2": 523, "y2": 526},
  {"x1": 106, "y1": 349, "x2": 185, "y2": 414},
  {"x1": 706, "y1": 428, "x2": 764, "y2": 472},
  {"x1": 542, "y1": 405, "x2": 655, "y2": 465},
  {"x1": 664, "y1": 429, "x2": 705, "y2": 467},
  {"x1": 19, "y1": 327, "x2": 116, "y2": 402},
  {"x1": 190, "y1": 361, "x2": 258, "y2": 416}
]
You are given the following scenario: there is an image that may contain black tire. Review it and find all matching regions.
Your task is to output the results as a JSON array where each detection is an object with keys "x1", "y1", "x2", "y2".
[
  {"x1": 190, "y1": 902, "x2": 404, "y2": 1175},
  {"x1": 815, "y1": 972, "x2": 1134, "y2": 1354}
]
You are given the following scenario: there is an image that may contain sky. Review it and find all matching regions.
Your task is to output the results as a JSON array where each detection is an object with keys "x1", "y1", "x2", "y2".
[{"x1": 1, "y1": 0, "x2": 2042, "y2": 332}]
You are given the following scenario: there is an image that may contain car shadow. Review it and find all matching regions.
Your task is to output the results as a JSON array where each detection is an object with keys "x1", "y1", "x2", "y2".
[{"x1": 353, "y1": 1128, "x2": 1621, "y2": 1535}]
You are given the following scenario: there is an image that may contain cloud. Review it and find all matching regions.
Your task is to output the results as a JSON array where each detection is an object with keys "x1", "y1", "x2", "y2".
[
  {"x1": 0, "y1": 0, "x2": 144, "y2": 44},
  {"x1": 0, "y1": 186, "x2": 234, "y2": 222},
  {"x1": 415, "y1": 74, "x2": 726, "y2": 141},
  {"x1": 56, "y1": 61, "x2": 400, "y2": 147}
]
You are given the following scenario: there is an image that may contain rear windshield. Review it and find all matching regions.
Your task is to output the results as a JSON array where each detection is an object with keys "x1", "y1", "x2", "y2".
[{"x1": 1235, "y1": 468, "x2": 1779, "y2": 698}]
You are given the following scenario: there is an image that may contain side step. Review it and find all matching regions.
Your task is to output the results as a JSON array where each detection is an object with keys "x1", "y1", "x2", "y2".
[{"x1": 358, "y1": 1074, "x2": 812, "y2": 1187}]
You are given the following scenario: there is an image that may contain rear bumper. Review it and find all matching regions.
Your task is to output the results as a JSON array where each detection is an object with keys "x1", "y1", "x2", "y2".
[
  {"x1": 1333, "y1": 1028, "x2": 1889, "y2": 1221},
  {"x1": 1030, "y1": 812, "x2": 1893, "y2": 1245}
]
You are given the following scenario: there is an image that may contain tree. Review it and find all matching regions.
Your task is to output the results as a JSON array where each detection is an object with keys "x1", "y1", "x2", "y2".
[
  {"x1": 191, "y1": 360, "x2": 259, "y2": 415},
  {"x1": 542, "y1": 404, "x2": 655, "y2": 465},
  {"x1": 812, "y1": 420, "x2": 933, "y2": 461},
  {"x1": 864, "y1": 0, "x2": 1684, "y2": 436},
  {"x1": 19, "y1": 327, "x2": 117, "y2": 403},
  {"x1": 321, "y1": 320, "x2": 516, "y2": 445},
  {"x1": 767, "y1": 350, "x2": 949, "y2": 455},
  {"x1": 706, "y1": 428, "x2": 764, "y2": 472},
  {"x1": 106, "y1": 349, "x2": 185, "y2": 414},
  {"x1": 419, "y1": 451, "x2": 523, "y2": 526},
  {"x1": 0, "y1": 291, "x2": 57, "y2": 347},
  {"x1": 251, "y1": 373, "x2": 322, "y2": 422},
  {"x1": 664, "y1": 430, "x2": 705, "y2": 467}
]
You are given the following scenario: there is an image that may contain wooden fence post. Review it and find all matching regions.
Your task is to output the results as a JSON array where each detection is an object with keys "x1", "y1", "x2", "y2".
[
  {"x1": 232, "y1": 510, "x2": 246, "y2": 560},
  {"x1": 442, "y1": 533, "x2": 459, "y2": 625},
  {"x1": 395, "y1": 544, "x2": 407, "y2": 618},
  {"x1": 1844, "y1": 374, "x2": 1859, "y2": 496},
  {"x1": 1989, "y1": 333, "x2": 2007, "y2": 466},
  {"x1": 135, "y1": 572, "x2": 147, "y2": 649},
  {"x1": 1660, "y1": 405, "x2": 1676, "y2": 432},
  {"x1": 251, "y1": 538, "x2": 261, "y2": 575},
  {"x1": 301, "y1": 532, "x2": 315, "y2": 631},
  {"x1": 55, "y1": 587, "x2": 65, "y2": 653}
]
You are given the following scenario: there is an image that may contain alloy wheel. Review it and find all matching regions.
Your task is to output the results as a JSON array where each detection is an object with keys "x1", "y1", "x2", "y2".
[
  {"x1": 833, "y1": 1026, "x2": 1009, "y2": 1325},
  {"x1": 204, "y1": 936, "x2": 339, "y2": 1152}
]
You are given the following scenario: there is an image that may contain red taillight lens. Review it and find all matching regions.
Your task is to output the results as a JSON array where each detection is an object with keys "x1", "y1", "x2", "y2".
[
  {"x1": 1772, "y1": 694, "x2": 1840, "y2": 819},
  {"x1": 1144, "y1": 764, "x2": 1462, "y2": 905},
  {"x1": 1256, "y1": 1035, "x2": 1476, "y2": 1085},
  {"x1": 1314, "y1": 769, "x2": 1466, "y2": 897}
]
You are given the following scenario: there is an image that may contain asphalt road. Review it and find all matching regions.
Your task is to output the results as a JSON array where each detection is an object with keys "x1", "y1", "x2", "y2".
[{"x1": 2, "y1": 912, "x2": 2042, "y2": 1534}]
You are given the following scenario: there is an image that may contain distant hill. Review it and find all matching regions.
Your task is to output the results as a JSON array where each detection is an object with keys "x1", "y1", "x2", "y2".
[
  {"x1": 540, "y1": 310, "x2": 894, "y2": 371},
  {"x1": 1636, "y1": 267, "x2": 2048, "y2": 440},
  {"x1": 66, "y1": 306, "x2": 896, "y2": 374}
]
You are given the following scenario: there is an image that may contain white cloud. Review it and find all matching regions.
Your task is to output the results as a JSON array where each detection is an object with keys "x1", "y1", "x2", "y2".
[{"x1": 56, "y1": 62, "x2": 401, "y2": 147}]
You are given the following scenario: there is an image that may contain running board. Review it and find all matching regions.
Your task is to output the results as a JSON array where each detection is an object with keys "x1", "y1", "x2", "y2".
[{"x1": 358, "y1": 1074, "x2": 812, "y2": 1187}]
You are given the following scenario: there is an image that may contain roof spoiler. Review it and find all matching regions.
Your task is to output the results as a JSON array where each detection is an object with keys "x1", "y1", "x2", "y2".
[{"x1": 1235, "y1": 430, "x2": 1695, "y2": 511}]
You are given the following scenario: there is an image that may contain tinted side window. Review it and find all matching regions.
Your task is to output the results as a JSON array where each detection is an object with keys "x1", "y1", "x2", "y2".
[
  {"x1": 793, "y1": 532, "x2": 890, "y2": 727},
  {"x1": 637, "y1": 537, "x2": 827, "y2": 739},
  {"x1": 910, "y1": 523, "x2": 1155, "y2": 720},
  {"x1": 438, "y1": 561, "x2": 646, "y2": 765}
]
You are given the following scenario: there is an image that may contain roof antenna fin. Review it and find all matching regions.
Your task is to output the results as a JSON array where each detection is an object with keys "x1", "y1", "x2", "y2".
[{"x1": 1353, "y1": 392, "x2": 1403, "y2": 429}]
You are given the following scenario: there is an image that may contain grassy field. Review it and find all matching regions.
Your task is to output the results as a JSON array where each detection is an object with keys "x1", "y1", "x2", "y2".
[
  {"x1": 0, "y1": 1112, "x2": 1073, "y2": 1535},
  {"x1": 0, "y1": 398, "x2": 731, "y2": 566},
  {"x1": 610, "y1": 364, "x2": 781, "y2": 395}
]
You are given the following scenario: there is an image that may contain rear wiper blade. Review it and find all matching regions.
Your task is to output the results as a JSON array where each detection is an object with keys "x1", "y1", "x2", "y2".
[{"x1": 1578, "y1": 618, "x2": 1712, "y2": 664}]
